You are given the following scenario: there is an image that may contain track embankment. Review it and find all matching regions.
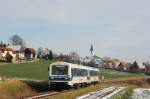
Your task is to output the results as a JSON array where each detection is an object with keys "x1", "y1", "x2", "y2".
[{"x1": 25, "y1": 77, "x2": 150, "y2": 99}]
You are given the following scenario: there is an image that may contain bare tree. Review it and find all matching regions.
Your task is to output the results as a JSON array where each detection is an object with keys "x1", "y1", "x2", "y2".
[
  {"x1": 55, "y1": 54, "x2": 72, "y2": 62},
  {"x1": 19, "y1": 43, "x2": 27, "y2": 53},
  {"x1": 69, "y1": 52, "x2": 80, "y2": 64},
  {"x1": 37, "y1": 47, "x2": 44, "y2": 58},
  {"x1": 0, "y1": 41, "x2": 9, "y2": 48}
]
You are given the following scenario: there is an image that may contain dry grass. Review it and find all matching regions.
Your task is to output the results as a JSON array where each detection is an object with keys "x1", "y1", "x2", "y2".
[
  {"x1": 0, "y1": 80, "x2": 36, "y2": 99},
  {"x1": 50, "y1": 84, "x2": 105, "y2": 99},
  {"x1": 49, "y1": 83, "x2": 127, "y2": 99}
]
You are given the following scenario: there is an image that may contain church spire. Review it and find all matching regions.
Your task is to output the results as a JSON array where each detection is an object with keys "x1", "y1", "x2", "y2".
[{"x1": 90, "y1": 44, "x2": 94, "y2": 56}]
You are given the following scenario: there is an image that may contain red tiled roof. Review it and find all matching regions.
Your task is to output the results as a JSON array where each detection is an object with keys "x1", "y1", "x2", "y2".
[
  {"x1": 0, "y1": 48, "x2": 17, "y2": 54},
  {"x1": 25, "y1": 48, "x2": 36, "y2": 53},
  {"x1": 0, "y1": 48, "x2": 13, "y2": 51},
  {"x1": 108, "y1": 59, "x2": 120, "y2": 68},
  {"x1": 120, "y1": 62, "x2": 129, "y2": 68}
]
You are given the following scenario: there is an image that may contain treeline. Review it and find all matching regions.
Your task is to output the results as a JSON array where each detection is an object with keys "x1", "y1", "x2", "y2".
[
  {"x1": 104, "y1": 59, "x2": 150, "y2": 75},
  {"x1": 0, "y1": 41, "x2": 9, "y2": 48},
  {"x1": 37, "y1": 48, "x2": 81, "y2": 64}
]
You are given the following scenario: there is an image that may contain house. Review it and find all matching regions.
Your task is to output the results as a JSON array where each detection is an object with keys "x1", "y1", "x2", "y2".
[
  {"x1": 143, "y1": 61, "x2": 150, "y2": 75},
  {"x1": 15, "y1": 50, "x2": 25, "y2": 60},
  {"x1": 145, "y1": 65, "x2": 150, "y2": 75},
  {"x1": 0, "y1": 48, "x2": 17, "y2": 62},
  {"x1": 10, "y1": 46, "x2": 25, "y2": 60},
  {"x1": 138, "y1": 63, "x2": 146, "y2": 73},
  {"x1": 82, "y1": 55, "x2": 103, "y2": 68},
  {"x1": 24, "y1": 48, "x2": 36, "y2": 60},
  {"x1": 82, "y1": 56, "x2": 94, "y2": 66},
  {"x1": 92, "y1": 55, "x2": 104, "y2": 68},
  {"x1": 116, "y1": 62, "x2": 129, "y2": 71},
  {"x1": 145, "y1": 64, "x2": 150, "y2": 75},
  {"x1": 104, "y1": 58, "x2": 120, "y2": 69}
]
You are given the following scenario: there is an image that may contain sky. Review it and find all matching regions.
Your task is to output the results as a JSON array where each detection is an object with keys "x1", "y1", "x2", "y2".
[{"x1": 0, "y1": 0, "x2": 150, "y2": 63}]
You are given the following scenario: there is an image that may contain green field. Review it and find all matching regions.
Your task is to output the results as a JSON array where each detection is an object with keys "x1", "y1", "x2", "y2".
[
  {"x1": 101, "y1": 69, "x2": 144, "y2": 80},
  {"x1": 0, "y1": 60, "x2": 53, "y2": 80},
  {"x1": 0, "y1": 60, "x2": 145, "y2": 80}
]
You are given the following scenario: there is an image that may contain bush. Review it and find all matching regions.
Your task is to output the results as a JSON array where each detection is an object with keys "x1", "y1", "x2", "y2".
[
  {"x1": 5, "y1": 52, "x2": 13, "y2": 63},
  {"x1": 146, "y1": 78, "x2": 150, "y2": 83}
]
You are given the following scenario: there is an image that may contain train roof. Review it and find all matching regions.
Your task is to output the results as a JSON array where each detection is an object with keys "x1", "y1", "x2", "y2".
[{"x1": 50, "y1": 62, "x2": 99, "y2": 71}]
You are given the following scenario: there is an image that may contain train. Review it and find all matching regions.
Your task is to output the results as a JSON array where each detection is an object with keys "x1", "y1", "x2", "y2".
[{"x1": 48, "y1": 62, "x2": 100, "y2": 88}]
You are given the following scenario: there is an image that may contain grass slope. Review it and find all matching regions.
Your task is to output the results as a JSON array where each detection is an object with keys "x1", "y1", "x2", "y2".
[
  {"x1": 0, "y1": 61, "x2": 144, "y2": 80},
  {"x1": 0, "y1": 60, "x2": 52, "y2": 80}
]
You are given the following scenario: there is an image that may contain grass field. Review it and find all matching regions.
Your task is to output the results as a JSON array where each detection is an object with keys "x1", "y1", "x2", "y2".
[
  {"x1": 100, "y1": 69, "x2": 145, "y2": 80},
  {"x1": 0, "y1": 60, "x2": 145, "y2": 80},
  {"x1": 0, "y1": 60, "x2": 53, "y2": 80}
]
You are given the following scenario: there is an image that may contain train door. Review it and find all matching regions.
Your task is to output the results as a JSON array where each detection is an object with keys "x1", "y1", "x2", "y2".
[{"x1": 87, "y1": 70, "x2": 90, "y2": 81}]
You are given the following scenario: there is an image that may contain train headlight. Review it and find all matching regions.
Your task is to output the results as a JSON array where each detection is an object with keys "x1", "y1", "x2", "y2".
[
  {"x1": 64, "y1": 77, "x2": 68, "y2": 80},
  {"x1": 51, "y1": 77, "x2": 54, "y2": 80}
]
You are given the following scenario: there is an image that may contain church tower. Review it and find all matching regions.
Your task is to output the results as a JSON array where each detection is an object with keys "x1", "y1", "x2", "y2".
[{"x1": 90, "y1": 44, "x2": 94, "y2": 56}]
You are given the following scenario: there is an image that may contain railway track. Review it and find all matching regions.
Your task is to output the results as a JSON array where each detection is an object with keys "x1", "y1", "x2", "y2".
[
  {"x1": 24, "y1": 89, "x2": 74, "y2": 99},
  {"x1": 24, "y1": 91, "x2": 60, "y2": 99},
  {"x1": 76, "y1": 87, "x2": 126, "y2": 99}
]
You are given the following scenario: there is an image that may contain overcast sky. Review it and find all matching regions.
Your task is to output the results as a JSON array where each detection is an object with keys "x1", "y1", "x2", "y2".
[{"x1": 0, "y1": 0, "x2": 150, "y2": 63}]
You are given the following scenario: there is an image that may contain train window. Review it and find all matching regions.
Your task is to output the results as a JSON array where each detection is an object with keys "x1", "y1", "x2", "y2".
[
  {"x1": 52, "y1": 65, "x2": 68, "y2": 75},
  {"x1": 71, "y1": 68, "x2": 87, "y2": 76},
  {"x1": 71, "y1": 68, "x2": 76, "y2": 76},
  {"x1": 90, "y1": 71, "x2": 98, "y2": 76},
  {"x1": 71, "y1": 68, "x2": 78, "y2": 76}
]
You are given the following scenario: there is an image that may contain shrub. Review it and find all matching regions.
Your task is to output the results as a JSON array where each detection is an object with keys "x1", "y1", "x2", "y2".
[
  {"x1": 5, "y1": 52, "x2": 13, "y2": 63},
  {"x1": 146, "y1": 78, "x2": 150, "y2": 83}
]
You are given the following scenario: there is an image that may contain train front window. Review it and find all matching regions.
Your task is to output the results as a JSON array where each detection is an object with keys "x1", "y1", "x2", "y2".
[{"x1": 52, "y1": 65, "x2": 68, "y2": 75}]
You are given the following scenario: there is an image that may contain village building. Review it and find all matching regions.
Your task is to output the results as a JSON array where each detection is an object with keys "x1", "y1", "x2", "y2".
[
  {"x1": 82, "y1": 55, "x2": 104, "y2": 68},
  {"x1": 24, "y1": 48, "x2": 36, "y2": 60},
  {"x1": 15, "y1": 50, "x2": 25, "y2": 60},
  {"x1": 143, "y1": 61, "x2": 150, "y2": 75},
  {"x1": 138, "y1": 63, "x2": 146, "y2": 73},
  {"x1": 9, "y1": 45, "x2": 37, "y2": 60},
  {"x1": 145, "y1": 65, "x2": 150, "y2": 75},
  {"x1": 81, "y1": 45, "x2": 104, "y2": 68},
  {"x1": 104, "y1": 58, "x2": 120, "y2": 69},
  {"x1": 9, "y1": 45, "x2": 25, "y2": 60},
  {"x1": 116, "y1": 62, "x2": 129, "y2": 71},
  {"x1": 0, "y1": 48, "x2": 17, "y2": 62}
]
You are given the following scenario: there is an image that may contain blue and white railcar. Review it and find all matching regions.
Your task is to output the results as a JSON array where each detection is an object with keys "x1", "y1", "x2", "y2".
[{"x1": 48, "y1": 62, "x2": 99, "y2": 87}]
